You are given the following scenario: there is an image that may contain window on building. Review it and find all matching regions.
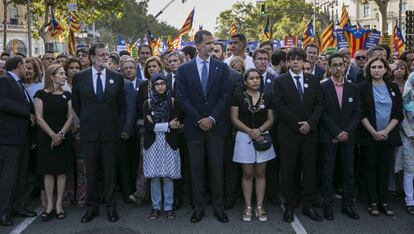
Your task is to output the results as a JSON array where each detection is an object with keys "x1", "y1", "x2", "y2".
[
  {"x1": 363, "y1": 4, "x2": 370, "y2": 18},
  {"x1": 8, "y1": 5, "x2": 18, "y2": 25},
  {"x1": 402, "y1": 0, "x2": 407, "y2": 12}
]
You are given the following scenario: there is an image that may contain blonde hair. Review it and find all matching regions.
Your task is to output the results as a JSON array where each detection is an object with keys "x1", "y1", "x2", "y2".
[{"x1": 44, "y1": 64, "x2": 64, "y2": 92}]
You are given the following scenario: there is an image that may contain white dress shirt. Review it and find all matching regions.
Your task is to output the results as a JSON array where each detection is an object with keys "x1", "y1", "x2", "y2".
[
  {"x1": 196, "y1": 55, "x2": 211, "y2": 81},
  {"x1": 289, "y1": 69, "x2": 304, "y2": 93},
  {"x1": 92, "y1": 67, "x2": 106, "y2": 94}
]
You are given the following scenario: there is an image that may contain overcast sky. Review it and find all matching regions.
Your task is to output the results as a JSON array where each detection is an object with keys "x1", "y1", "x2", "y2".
[{"x1": 147, "y1": 0, "x2": 256, "y2": 32}]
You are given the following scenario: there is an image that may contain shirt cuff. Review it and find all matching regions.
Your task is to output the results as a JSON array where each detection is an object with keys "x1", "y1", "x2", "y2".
[{"x1": 208, "y1": 116, "x2": 216, "y2": 125}]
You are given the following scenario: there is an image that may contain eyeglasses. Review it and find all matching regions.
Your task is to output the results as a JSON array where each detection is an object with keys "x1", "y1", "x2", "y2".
[
  {"x1": 355, "y1": 56, "x2": 366, "y2": 60},
  {"x1": 331, "y1": 63, "x2": 344, "y2": 69},
  {"x1": 154, "y1": 81, "x2": 166, "y2": 87}
]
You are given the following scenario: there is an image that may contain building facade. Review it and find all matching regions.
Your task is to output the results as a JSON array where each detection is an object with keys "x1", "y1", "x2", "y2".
[{"x1": 306, "y1": 0, "x2": 412, "y2": 34}]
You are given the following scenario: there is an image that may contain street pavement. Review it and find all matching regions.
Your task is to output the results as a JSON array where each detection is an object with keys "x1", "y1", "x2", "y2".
[{"x1": 1, "y1": 195, "x2": 413, "y2": 234}]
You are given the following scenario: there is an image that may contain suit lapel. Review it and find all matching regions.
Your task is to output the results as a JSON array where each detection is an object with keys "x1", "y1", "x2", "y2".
[
  {"x1": 85, "y1": 69, "x2": 97, "y2": 100},
  {"x1": 206, "y1": 58, "x2": 217, "y2": 95},
  {"x1": 342, "y1": 81, "x2": 352, "y2": 113},
  {"x1": 286, "y1": 73, "x2": 302, "y2": 103},
  {"x1": 327, "y1": 79, "x2": 342, "y2": 112},
  {"x1": 190, "y1": 60, "x2": 205, "y2": 98},
  {"x1": 303, "y1": 75, "x2": 310, "y2": 102},
  {"x1": 103, "y1": 71, "x2": 111, "y2": 100}
]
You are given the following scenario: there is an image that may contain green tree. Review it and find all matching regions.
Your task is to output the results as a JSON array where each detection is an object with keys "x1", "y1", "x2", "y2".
[{"x1": 215, "y1": 0, "x2": 316, "y2": 41}]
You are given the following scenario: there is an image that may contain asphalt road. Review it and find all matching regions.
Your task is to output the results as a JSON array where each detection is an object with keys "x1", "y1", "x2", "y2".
[{"x1": 1, "y1": 194, "x2": 413, "y2": 234}]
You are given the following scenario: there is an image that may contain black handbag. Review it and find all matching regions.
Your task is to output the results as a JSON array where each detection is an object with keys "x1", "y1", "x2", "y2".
[{"x1": 252, "y1": 132, "x2": 272, "y2": 151}]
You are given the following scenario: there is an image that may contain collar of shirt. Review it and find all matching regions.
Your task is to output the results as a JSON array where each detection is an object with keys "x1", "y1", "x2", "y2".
[
  {"x1": 289, "y1": 69, "x2": 303, "y2": 79},
  {"x1": 196, "y1": 55, "x2": 211, "y2": 65},
  {"x1": 8, "y1": 71, "x2": 21, "y2": 84},
  {"x1": 196, "y1": 55, "x2": 211, "y2": 80},
  {"x1": 92, "y1": 66, "x2": 106, "y2": 79},
  {"x1": 331, "y1": 78, "x2": 345, "y2": 86}
]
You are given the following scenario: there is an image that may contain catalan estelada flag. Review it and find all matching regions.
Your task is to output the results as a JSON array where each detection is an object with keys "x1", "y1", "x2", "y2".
[
  {"x1": 230, "y1": 22, "x2": 236, "y2": 36},
  {"x1": 347, "y1": 28, "x2": 369, "y2": 56},
  {"x1": 67, "y1": 12, "x2": 80, "y2": 56},
  {"x1": 178, "y1": 8, "x2": 195, "y2": 36},
  {"x1": 172, "y1": 36, "x2": 181, "y2": 50},
  {"x1": 68, "y1": 12, "x2": 80, "y2": 33},
  {"x1": 147, "y1": 30, "x2": 157, "y2": 51},
  {"x1": 339, "y1": 3, "x2": 351, "y2": 29},
  {"x1": 263, "y1": 17, "x2": 271, "y2": 40},
  {"x1": 301, "y1": 20, "x2": 315, "y2": 48},
  {"x1": 320, "y1": 22, "x2": 336, "y2": 53},
  {"x1": 48, "y1": 8, "x2": 65, "y2": 37},
  {"x1": 392, "y1": 24, "x2": 406, "y2": 57}
]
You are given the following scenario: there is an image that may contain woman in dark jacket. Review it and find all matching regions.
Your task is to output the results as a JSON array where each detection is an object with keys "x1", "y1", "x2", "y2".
[{"x1": 358, "y1": 56, "x2": 403, "y2": 217}]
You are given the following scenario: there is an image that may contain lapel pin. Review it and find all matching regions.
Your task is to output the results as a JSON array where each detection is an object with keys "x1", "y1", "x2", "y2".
[
  {"x1": 391, "y1": 91, "x2": 395, "y2": 96},
  {"x1": 304, "y1": 83, "x2": 309, "y2": 88},
  {"x1": 62, "y1": 95, "x2": 67, "y2": 99},
  {"x1": 348, "y1": 97, "x2": 353, "y2": 103},
  {"x1": 151, "y1": 111, "x2": 154, "y2": 115},
  {"x1": 215, "y1": 67, "x2": 218, "y2": 70},
  {"x1": 109, "y1": 79, "x2": 114, "y2": 84},
  {"x1": 266, "y1": 79, "x2": 271, "y2": 83},
  {"x1": 260, "y1": 104, "x2": 265, "y2": 109}
]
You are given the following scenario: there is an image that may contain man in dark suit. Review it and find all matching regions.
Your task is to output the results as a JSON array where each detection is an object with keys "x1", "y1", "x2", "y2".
[
  {"x1": 72, "y1": 43, "x2": 125, "y2": 223},
  {"x1": 0, "y1": 56, "x2": 37, "y2": 226},
  {"x1": 305, "y1": 43, "x2": 325, "y2": 81},
  {"x1": 320, "y1": 53, "x2": 361, "y2": 221},
  {"x1": 176, "y1": 30, "x2": 231, "y2": 223},
  {"x1": 136, "y1": 45, "x2": 152, "y2": 81},
  {"x1": 273, "y1": 48, "x2": 324, "y2": 223}
]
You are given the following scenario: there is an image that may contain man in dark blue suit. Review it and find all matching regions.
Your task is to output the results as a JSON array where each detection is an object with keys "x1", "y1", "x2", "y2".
[
  {"x1": 176, "y1": 30, "x2": 231, "y2": 223},
  {"x1": 0, "y1": 56, "x2": 37, "y2": 226},
  {"x1": 320, "y1": 53, "x2": 361, "y2": 221},
  {"x1": 305, "y1": 43, "x2": 325, "y2": 81}
]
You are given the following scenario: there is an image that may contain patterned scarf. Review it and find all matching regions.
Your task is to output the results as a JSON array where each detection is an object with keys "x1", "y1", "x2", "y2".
[{"x1": 150, "y1": 73, "x2": 171, "y2": 123}]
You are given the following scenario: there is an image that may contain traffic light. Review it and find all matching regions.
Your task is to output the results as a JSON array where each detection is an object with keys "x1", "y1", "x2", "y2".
[
  {"x1": 260, "y1": 3, "x2": 266, "y2": 16},
  {"x1": 406, "y1": 10, "x2": 414, "y2": 49}
]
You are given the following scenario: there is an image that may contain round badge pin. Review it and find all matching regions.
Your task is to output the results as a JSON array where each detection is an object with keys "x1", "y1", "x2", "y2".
[
  {"x1": 151, "y1": 111, "x2": 154, "y2": 115},
  {"x1": 304, "y1": 83, "x2": 309, "y2": 88},
  {"x1": 62, "y1": 95, "x2": 67, "y2": 99},
  {"x1": 260, "y1": 104, "x2": 265, "y2": 109},
  {"x1": 109, "y1": 79, "x2": 114, "y2": 84},
  {"x1": 266, "y1": 79, "x2": 271, "y2": 83},
  {"x1": 348, "y1": 97, "x2": 353, "y2": 103},
  {"x1": 391, "y1": 91, "x2": 395, "y2": 96}
]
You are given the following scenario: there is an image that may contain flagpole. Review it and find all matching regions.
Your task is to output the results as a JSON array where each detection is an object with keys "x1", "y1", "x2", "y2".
[{"x1": 26, "y1": 0, "x2": 32, "y2": 56}]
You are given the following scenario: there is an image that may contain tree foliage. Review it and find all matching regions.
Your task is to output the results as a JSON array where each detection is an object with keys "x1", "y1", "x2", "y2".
[{"x1": 215, "y1": 0, "x2": 315, "y2": 40}]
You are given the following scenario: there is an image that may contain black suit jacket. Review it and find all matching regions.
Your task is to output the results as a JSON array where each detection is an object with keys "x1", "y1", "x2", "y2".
[
  {"x1": 346, "y1": 65, "x2": 364, "y2": 84},
  {"x1": 357, "y1": 81, "x2": 403, "y2": 147},
  {"x1": 0, "y1": 73, "x2": 31, "y2": 145},
  {"x1": 313, "y1": 64, "x2": 325, "y2": 81},
  {"x1": 272, "y1": 72, "x2": 324, "y2": 143},
  {"x1": 72, "y1": 68, "x2": 125, "y2": 142},
  {"x1": 320, "y1": 79, "x2": 361, "y2": 144}
]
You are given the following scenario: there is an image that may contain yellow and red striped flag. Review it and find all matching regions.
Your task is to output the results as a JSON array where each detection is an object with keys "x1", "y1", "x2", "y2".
[
  {"x1": 68, "y1": 12, "x2": 81, "y2": 56},
  {"x1": 301, "y1": 20, "x2": 315, "y2": 48},
  {"x1": 392, "y1": 24, "x2": 406, "y2": 57},
  {"x1": 263, "y1": 17, "x2": 271, "y2": 40},
  {"x1": 339, "y1": 3, "x2": 351, "y2": 29},
  {"x1": 178, "y1": 8, "x2": 195, "y2": 36},
  {"x1": 230, "y1": 22, "x2": 236, "y2": 36},
  {"x1": 319, "y1": 22, "x2": 336, "y2": 53},
  {"x1": 48, "y1": 8, "x2": 65, "y2": 37},
  {"x1": 172, "y1": 36, "x2": 181, "y2": 50}
]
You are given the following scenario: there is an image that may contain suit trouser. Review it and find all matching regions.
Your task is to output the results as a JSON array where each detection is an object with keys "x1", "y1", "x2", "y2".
[
  {"x1": 0, "y1": 143, "x2": 30, "y2": 216},
  {"x1": 83, "y1": 141, "x2": 117, "y2": 207},
  {"x1": 266, "y1": 128, "x2": 279, "y2": 197},
  {"x1": 224, "y1": 133, "x2": 240, "y2": 201},
  {"x1": 118, "y1": 136, "x2": 137, "y2": 196},
  {"x1": 187, "y1": 132, "x2": 224, "y2": 212},
  {"x1": 174, "y1": 133, "x2": 191, "y2": 202},
  {"x1": 321, "y1": 143, "x2": 355, "y2": 208},
  {"x1": 279, "y1": 142, "x2": 318, "y2": 209},
  {"x1": 361, "y1": 142, "x2": 394, "y2": 204}
]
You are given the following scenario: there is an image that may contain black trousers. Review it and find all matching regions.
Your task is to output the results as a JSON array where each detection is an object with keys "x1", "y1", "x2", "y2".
[
  {"x1": 223, "y1": 133, "x2": 240, "y2": 201},
  {"x1": 361, "y1": 142, "x2": 394, "y2": 204},
  {"x1": 117, "y1": 136, "x2": 137, "y2": 196},
  {"x1": 174, "y1": 132, "x2": 191, "y2": 201},
  {"x1": 83, "y1": 141, "x2": 117, "y2": 207},
  {"x1": 279, "y1": 142, "x2": 318, "y2": 209},
  {"x1": 321, "y1": 143, "x2": 355, "y2": 208},
  {"x1": 266, "y1": 128, "x2": 279, "y2": 198},
  {"x1": 0, "y1": 143, "x2": 30, "y2": 216},
  {"x1": 187, "y1": 132, "x2": 224, "y2": 212}
]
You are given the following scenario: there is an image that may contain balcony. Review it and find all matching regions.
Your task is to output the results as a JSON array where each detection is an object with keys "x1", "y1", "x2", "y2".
[{"x1": 0, "y1": 23, "x2": 26, "y2": 32}]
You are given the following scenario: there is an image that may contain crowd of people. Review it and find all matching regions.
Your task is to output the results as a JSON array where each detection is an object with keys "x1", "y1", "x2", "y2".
[{"x1": 1, "y1": 29, "x2": 414, "y2": 228}]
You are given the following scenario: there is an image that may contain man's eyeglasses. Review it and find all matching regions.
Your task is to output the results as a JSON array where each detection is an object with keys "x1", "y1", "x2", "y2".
[{"x1": 331, "y1": 63, "x2": 344, "y2": 69}]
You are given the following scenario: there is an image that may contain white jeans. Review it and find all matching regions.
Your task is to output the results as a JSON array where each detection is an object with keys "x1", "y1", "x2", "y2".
[{"x1": 404, "y1": 171, "x2": 414, "y2": 206}]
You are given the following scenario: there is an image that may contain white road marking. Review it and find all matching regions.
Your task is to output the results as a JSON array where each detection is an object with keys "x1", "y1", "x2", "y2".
[{"x1": 9, "y1": 206, "x2": 43, "y2": 234}]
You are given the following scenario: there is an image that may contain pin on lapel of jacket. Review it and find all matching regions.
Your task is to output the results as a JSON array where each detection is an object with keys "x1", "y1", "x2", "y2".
[
  {"x1": 348, "y1": 97, "x2": 353, "y2": 103},
  {"x1": 304, "y1": 83, "x2": 309, "y2": 88},
  {"x1": 109, "y1": 79, "x2": 114, "y2": 84}
]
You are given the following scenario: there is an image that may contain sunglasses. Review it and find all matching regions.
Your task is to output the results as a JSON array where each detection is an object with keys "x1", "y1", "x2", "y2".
[{"x1": 355, "y1": 56, "x2": 366, "y2": 60}]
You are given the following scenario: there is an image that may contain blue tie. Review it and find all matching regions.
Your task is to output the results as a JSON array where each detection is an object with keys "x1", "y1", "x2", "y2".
[
  {"x1": 294, "y1": 76, "x2": 303, "y2": 102},
  {"x1": 201, "y1": 61, "x2": 208, "y2": 97},
  {"x1": 96, "y1": 72, "x2": 103, "y2": 101}
]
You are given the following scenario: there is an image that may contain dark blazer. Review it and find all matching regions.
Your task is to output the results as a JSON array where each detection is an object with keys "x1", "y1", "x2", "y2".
[
  {"x1": 272, "y1": 72, "x2": 324, "y2": 143},
  {"x1": 136, "y1": 80, "x2": 149, "y2": 120},
  {"x1": 357, "y1": 81, "x2": 403, "y2": 146},
  {"x1": 261, "y1": 72, "x2": 276, "y2": 98},
  {"x1": 175, "y1": 57, "x2": 231, "y2": 140},
  {"x1": 0, "y1": 73, "x2": 31, "y2": 145},
  {"x1": 346, "y1": 65, "x2": 364, "y2": 84},
  {"x1": 228, "y1": 68, "x2": 244, "y2": 97},
  {"x1": 143, "y1": 99, "x2": 182, "y2": 150},
  {"x1": 320, "y1": 79, "x2": 361, "y2": 144},
  {"x1": 314, "y1": 64, "x2": 325, "y2": 81},
  {"x1": 72, "y1": 68, "x2": 125, "y2": 142},
  {"x1": 120, "y1": 79, "x2": 137, "y2": 136}
]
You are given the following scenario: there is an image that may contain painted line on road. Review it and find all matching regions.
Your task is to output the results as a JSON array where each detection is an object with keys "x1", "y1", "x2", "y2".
[
  {"x1": 9, "y1": 206, "x2": 43, "y2": 234},
  {"x1": 279, "y1": 197, "x2": 307, "y2": 234}
]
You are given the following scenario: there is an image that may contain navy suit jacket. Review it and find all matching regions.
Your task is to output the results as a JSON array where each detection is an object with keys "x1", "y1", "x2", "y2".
[
  {"x1": 314, "y1": 64, "x2": 325, "y2": 81},
  {"x1": 119, "y1": 79, "x2": 137, "y2": 136},
  {"x1": 0, "y1": 73, "x2": 31, "y2": 145},
  {"x1": 261, "y1": 72, "x2": 276, "y2": 98},
  {"x1": 175, "y1": 57, "x2": 231, "y2": 140},
  {"x1": 346, "y1": 65, "x2": 364, "y2": 84},
  {"x1": 320, "y1": 79, "x2": 361, "y2": 144}
]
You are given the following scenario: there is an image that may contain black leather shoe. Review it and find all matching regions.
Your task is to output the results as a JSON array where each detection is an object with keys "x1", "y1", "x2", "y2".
[
  {"x1": 283, "y1": 208, "x2": 294, "y2": 223},
  {"x1": 406, "y1": 205, "x2": 414, "y2": 215},
  {"x1": 268, "y1": 193, "x2": 281, "y2": 206},
  {"x1": 341, "y1": 207, "x2": 360, "y2": 220},
  {"x1": 106, "y1": 208, "x2": 119, "y2": 222},
  {"x1": 12, "y1": 209, "x2": 37, "y2": 218},
  {"x1": 323, "y1": 207, "x2": 334, "y2": 221},
  {"x1": 190, "y1": 211, "x2": 205, "y2": 223},
  {"x1": 0, "y1": 215, "x2": 13, "y2": 227},
  {"x1": 80, "y1": 208, "x2": 99, "y2": 223},
  {"x1": 303, "y1": 208, "x2": 323, "y2": 222},
  {"x1": 173, "y1": 199, "x2": 183, "y2": 211},
  {"x1": 223, "y1": 199, "x2": 235, "y2": 210},
  {"x1": 214, "y1": 210, "x2": 229, "y2": 223}
]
